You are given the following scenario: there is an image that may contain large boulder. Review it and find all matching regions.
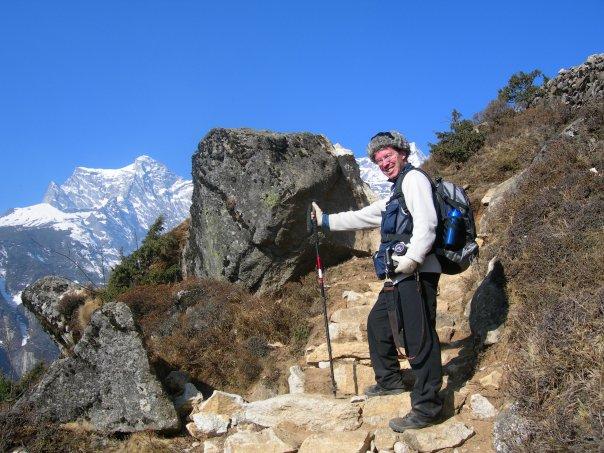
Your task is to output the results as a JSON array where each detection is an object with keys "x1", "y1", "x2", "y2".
[
  {"x1": 183, "y1": 128, "x2": 376, "y2": 293},
  {"x1": 15, "y1": 302, "x2": 180, "y2": 433},
  {"x1": 21, "y1": 276, "x2": 84, "y2": 352}
]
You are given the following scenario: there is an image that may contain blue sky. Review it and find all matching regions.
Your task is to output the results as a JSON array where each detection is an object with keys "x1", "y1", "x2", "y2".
[{"x1": 1, "y1": 1, "x2": 602, "y2": 213}]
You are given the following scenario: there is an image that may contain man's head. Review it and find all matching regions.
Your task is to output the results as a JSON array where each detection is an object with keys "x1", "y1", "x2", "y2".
[{"x1": 367, "y1": 131, "x2": 410, "y2": 180}]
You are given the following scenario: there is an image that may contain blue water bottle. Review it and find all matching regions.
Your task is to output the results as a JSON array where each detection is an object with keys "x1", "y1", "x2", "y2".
[{"x1": 444, "y1": 208, "x2": 462, "y2": 248}]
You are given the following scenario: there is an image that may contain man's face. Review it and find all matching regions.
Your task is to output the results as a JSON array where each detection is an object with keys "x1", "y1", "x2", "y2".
[{"x1": 374, "y1": 147, "x2": 407, "y2": 180}]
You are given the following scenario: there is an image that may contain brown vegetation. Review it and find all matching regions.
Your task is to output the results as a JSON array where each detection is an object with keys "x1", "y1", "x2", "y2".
[
  {"x1": 424, "y1": 98, "x2": 603, "y2": 450},
  {"x1": 117, "y1": 274, "x2": 322, "y2": 395}
]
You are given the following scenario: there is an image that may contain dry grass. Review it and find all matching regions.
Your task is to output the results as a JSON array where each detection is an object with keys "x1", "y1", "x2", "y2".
[
  {"x1": 116, "y1": 275, "x2": 321, "y2": 395},
  {"x1": 426, "y1": 98, "x2": 603, "y2": 449}
]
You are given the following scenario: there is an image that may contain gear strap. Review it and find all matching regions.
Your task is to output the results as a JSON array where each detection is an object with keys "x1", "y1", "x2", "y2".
[{"x1": 384, "y1": 272, "x2": 428, "y2": 363}]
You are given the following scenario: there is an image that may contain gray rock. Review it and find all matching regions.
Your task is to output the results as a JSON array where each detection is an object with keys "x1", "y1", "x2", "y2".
[
  {"x1": 183, "y1": 128, "x2": 374, "y2": 293},
  {"x1": 493, "y1": 402, "x2": 535, "y2": 452},
  {"x1": 469, "y1": 257, "x2": 508, "y2": 341},
  {"x1": 21, "y1": 276, "x2": 84, "y2": 352},
  {"x1": 469, "y1": 393, "x2": 498, "y2": 419},
  {"x1": 15, "y1": 302, "x2": 180, "y2": 433}
]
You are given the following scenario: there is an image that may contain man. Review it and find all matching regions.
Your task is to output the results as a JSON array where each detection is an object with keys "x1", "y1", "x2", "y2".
[{"x1": 312, "y1": 131, "x2": 443, "y2": 432}]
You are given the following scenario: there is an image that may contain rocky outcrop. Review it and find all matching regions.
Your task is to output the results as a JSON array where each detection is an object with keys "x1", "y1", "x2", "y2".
[
  {"x1": 531, "y1": 53, "x2": 604, "y2": 109},
  {"x1": 21, "y1": 276, "x2": 83, "y2": 352},
  {"x1": 16, "y1": 302, "x2": 179, "y2": 433},
  {"x1": 184, "y1": 128, "x2": 376, "y2": 293}
]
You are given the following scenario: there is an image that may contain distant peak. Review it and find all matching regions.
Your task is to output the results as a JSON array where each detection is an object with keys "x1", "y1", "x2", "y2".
[{"x1": 134, "y1": 155, "x2": 157, "y2": 163}]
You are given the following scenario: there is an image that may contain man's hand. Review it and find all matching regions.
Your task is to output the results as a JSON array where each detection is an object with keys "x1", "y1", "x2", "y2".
[
  {"x1": 311, "y1": 202, "x2": 323, "y2": 227},
  {"x1": 391, "y1": 254, "x2": 418, "y2": 274}
]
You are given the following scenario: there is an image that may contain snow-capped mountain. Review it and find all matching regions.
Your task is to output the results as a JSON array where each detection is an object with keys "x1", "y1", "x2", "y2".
[
  {"x1": 0, "y1": 155, "x2": 192, "y2": 378},
  {"x1": 335, "y1": 142, "x2": 428, "y2": 200}
]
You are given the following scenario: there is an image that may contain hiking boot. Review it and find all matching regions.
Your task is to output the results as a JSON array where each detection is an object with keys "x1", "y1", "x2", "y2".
[
  {"x1": 389, "y1": 411, "x2": 438, "y2": 432},
  {"x1": 364, "y1": 383, "x2": 405, "y2": 398}
]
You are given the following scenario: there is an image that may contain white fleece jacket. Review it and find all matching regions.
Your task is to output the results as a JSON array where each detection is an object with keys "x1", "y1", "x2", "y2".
[{"x1": 327, "y1": 170, "x2": 441, "y2": 277}]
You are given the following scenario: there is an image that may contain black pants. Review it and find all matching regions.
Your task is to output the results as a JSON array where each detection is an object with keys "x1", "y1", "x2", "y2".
[{"x1": 366, "y1": 272, "x2": 443, "y2": 419}]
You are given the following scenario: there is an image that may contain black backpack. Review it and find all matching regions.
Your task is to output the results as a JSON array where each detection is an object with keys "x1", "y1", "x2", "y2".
[{"x1": 393, "y1": 167, "x2": 479, "y2": 275}]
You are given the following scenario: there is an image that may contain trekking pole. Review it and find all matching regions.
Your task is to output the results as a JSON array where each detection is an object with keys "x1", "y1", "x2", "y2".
[{"x1": 308, "y1": 202, "x2": 337, "y2": 397}]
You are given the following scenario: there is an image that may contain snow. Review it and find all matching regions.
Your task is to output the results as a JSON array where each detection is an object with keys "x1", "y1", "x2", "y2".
[{"x1": 331, "y1": 143, "x2": 354, "y2": 156}]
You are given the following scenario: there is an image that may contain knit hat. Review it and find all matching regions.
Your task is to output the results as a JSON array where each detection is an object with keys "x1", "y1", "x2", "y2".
[{"x1": 367, "y1": 131, "x2": 410, "y2": 162}]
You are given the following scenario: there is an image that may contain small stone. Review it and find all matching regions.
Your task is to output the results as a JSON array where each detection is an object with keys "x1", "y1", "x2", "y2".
[
  {"x1": 190, "y1": 412, "x2": 230, "y2": 436},
  {"x1": 394, "y1": 441, "x2": 414, "y2": 453},
  {"x1": 288, "y1": 365, "x2": 305, "y2": 394},
  {"x1": 374, "y1": 427, "x2": 398, "y2": 451},
  {"x1": 485, "y1": 328, "x2": 501, "y2": 345},
  {"x1": 199, "y1": 390, "x2": 246, "y2": 416},
  {"x1": 350, "y1": 395, "x2": 367, "y2": 403},
  {"x1": 470, "y1": 393, "x2": 498, "y2": 419},
  {"x1": 355, "y1": 364, "x2": 376, "y2": 396},
  {"x1": 173, "y1": 382, "x2": 204, "y2": 417},
  {"x1": 318, "y1": 361, "x2": 331, "y2": 369},
  {"x1": 298, "y1": 430, "x2": 371, "y2": 453},
  {"x1": 479, "y1": 370, "x2": 503, "y2": 390},
  {"x1": 329, "y1": 322, "x2": 366, "y2": 342}
]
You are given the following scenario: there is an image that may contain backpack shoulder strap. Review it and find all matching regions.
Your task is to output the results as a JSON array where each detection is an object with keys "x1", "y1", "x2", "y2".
[{"x1": 392, "y1": 165, "x2": 435, "y2": 213}]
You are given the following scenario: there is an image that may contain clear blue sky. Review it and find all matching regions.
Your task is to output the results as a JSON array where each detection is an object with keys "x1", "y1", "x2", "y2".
[{"x1": 1, "y1": 1, "x2": 602, "y2": 213}]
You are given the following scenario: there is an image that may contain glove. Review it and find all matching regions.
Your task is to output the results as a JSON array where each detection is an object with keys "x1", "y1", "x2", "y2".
[
  {"x1": 311, "y1": 202, "x2": 323, "y2": 227},
  {"x1": 391, "y1": 254, "x2": 418, "y2": 274}
]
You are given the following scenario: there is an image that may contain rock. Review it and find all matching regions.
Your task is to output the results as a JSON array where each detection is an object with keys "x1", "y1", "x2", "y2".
[
  {"x1": 362, "y1": 393, "x2": 412, "y2": 426},
  {"x1": 334, "y1": 361, "x2": 356, "y2": 395},
  {"x1": 15, "y1": 302, "x2": 179, "y2": 433},
  {"x1": 401, "y1": 417, "x2": 474, "y2": 451},
  {"x1": 374, "y1": 427, "x2": 398, "y2": 451},
  {"x1": 303, "y1": 367, "x2": 335, "y2": 395},
  {"x1": 331, "y1": 306, "x2": 372, "y2": 324},
  {"x1": 480, "y1": 370, "x2": 503, "y2": 389},
  {"x1": 298, "y1": 430, "x2": 371, "y2": 453},
  {"x1": 21, "y1": 276, "x2": 83, "y2": 351},
  {"x1": 493, "y1": 402, "x2": 535, "y2": 452},
  {"x1": 224, "y1": 427, "x2": 297, "y2": 452},
  {"x1": 469, "y1": 257, "x2": 508, "y2": 340},
  {"x1": 173, "y1": 382, "x2": 204, "y2": 417},
  {"x1": 394, "y1": 441, "x2": 415, "y2": 453},
  {"x1": 329, "y1": 322, "x2": 366, "y2": 342},
  {"x1": 288, "y1": 365, "x2": 305, "y2": 394},
  {"x1": 203, "y1": 438, "x2": 224, "y2": 453},
  {"x1": 478, "y1": 170, "x2": 527, "y2": 235},
  {"x1": 355, "y1": 364, "x2": 376, "y2": 396},
  {"x1": 484, "y1": 328, "x2": 501, "y2": 345},
  {"x1": 197, "y1": 390, "x2": 246, "y2": 417},
  {"x1": 305, "y1": 341, "x2": 370, "y2": 363},
  {"x1": 342, "y1": 290, "x2": 363, "y2": 303},
  {"x1": 470, "y1": 393, "x2": 498, "y2": 419},
  {"x1": 183, "y1": 128, "x2": 374, "y2": 293},
  {"x1": 481, "y1": 187, "x2": 496, "y2": 205},
  {"x1": 234, "y1": 393, "x2": 361, "y2": 432},
  {"x1": 190, "y1": 412, "x2": 230, "y2": 436}
]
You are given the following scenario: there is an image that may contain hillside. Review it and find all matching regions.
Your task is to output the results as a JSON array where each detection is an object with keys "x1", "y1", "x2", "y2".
[{"x1": 0, "y1": 53, "x2": 601, "y2": 452}]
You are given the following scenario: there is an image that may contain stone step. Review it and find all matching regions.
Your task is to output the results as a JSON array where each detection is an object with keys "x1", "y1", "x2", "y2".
[
  {"x1": 305, "y1": 341, "x2": 370, "y2": 364},
  {"x1": 328, "y1": 322, "x2": 367, "y2": 342},
  {"x1": 330, "y1": 305, "x2": 372, "y2": 324}
]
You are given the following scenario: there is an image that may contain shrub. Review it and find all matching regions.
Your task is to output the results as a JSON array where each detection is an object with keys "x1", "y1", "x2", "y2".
[
  {"x1": 429, "y1": 110, "x2": 486, "y2": 163},
  {"x1": 498, "y1": 69, "x2": 547, "y2": 110},
  {"x1": 104, "y1": 216, "x2": 184, "y2": 300}
]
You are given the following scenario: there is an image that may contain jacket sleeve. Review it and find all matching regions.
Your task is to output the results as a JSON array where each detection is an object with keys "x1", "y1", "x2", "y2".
[
  {"x1": 402, "y1": 171, "x2": 437, "y2": 264},
  {"x1": 326, "y1": 198, "x2": 386, "y2": 231}
]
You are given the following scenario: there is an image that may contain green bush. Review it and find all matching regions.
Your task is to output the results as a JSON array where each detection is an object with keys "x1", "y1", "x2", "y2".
[
  {"x1": 429, "y1": 110, "x2": 486, "y2": 163},
  {"x1": 104, "y1": 216, "x2": 182, "y2": 299},
  {"x1": 498, "y1": 69, "x2": 547, "y2": 110}
]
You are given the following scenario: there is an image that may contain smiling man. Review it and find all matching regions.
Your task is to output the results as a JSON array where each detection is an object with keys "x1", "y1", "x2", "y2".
[{"x1": 312, "y1": 131, "x2": 443, "y2": 432}]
